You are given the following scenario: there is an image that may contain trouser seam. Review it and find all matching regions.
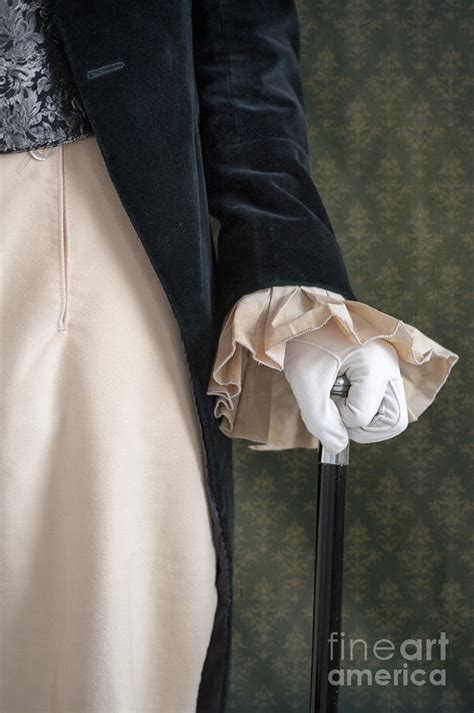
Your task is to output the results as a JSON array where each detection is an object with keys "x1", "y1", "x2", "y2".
[{"x1": 57, "y1": 143, "x2": 69, "y2": 331}]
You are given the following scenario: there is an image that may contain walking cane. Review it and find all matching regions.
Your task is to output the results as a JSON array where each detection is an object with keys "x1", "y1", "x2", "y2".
[{"x1": 309, "y1": 373, "x2": 351, "y2": 713}]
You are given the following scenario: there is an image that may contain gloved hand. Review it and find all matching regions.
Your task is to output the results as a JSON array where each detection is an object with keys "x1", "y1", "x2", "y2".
[{"x1": 283, "y1": 318, "x2": 409, "y2": 454}]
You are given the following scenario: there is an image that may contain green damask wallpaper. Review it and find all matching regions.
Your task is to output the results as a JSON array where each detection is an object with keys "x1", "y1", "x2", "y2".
[{"x1": 226, "y1": 2, "x2": 473, "y2": 712}]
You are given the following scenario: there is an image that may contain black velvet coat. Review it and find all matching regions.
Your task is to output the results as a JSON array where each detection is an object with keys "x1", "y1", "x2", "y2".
[{"x1": 47, "y1": 1, "x2": 358, "y2": 710}]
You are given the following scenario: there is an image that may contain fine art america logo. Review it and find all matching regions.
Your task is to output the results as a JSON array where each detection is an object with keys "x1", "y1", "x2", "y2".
[{"x1": 328, "y1": 632, "x2": 449, "y2": 687}]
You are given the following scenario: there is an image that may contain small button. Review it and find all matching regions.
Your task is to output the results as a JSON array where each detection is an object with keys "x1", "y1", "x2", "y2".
[{"x1": 30, "y1": 147, "x2": 55, "y2": 161}]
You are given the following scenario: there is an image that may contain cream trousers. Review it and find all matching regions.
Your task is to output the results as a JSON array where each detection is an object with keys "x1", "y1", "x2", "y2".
[{"x1": 0, "y1": 136, "x2": 218, "y2": 712}]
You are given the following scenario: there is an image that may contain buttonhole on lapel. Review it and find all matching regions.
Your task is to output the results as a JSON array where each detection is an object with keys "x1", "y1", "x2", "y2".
[{"x1": 87, "y1": 61, "x2": 125, "y2": 81}]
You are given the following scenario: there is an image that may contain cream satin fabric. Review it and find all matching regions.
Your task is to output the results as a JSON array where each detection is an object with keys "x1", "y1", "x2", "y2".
[
  {"x1": 208, "y1": 286, "x2": 459, "y2": 450},
  {"x1": 0, "y1": 137, "x2": 217, "y2": 712}
]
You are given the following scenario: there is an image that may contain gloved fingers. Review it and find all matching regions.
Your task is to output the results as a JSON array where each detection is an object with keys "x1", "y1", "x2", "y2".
[
  {"x1": 301, "y1": 380, "x2": 350, "y2": 454},
  {"x1": 284, "y1": 347, "x2": 349, "y2": 454},
  {"x1": 344, "y1": 378, "x2": 409, "y2": 444},
  {"x1": 337, "y1": 362, "x2": 389, "y2": 429},
  {"x1": 336, "y1": 339, "x2": 401, "y2": 428}
]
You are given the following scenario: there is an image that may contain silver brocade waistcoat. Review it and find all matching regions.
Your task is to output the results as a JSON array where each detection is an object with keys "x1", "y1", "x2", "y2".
[{"x1": 0, "y1": 0, "x2": 93, "y2": 154}]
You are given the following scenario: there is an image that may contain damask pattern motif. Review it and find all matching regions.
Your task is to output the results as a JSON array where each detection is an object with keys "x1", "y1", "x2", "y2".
[
  {"x1": 227, "y1": 1, "x2": 473, "y2": 711},
  {"x1": 0, "y1": 0, "x2": 92, "y2": 153}
]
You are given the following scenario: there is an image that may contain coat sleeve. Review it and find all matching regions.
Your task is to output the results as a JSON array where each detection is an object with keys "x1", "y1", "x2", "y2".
[{"x1": 192, "y1": 0, "x2": 358, "y2": 326}]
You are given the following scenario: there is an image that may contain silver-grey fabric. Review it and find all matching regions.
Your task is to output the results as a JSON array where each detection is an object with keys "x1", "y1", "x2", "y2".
[{"x1": 0, "y1": 0, "x2": 92, "y2": 153}]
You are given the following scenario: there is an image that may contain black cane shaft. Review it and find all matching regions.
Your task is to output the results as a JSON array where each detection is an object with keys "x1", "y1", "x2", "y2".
[
  {"x1": 310, "y1": 373, "x2": 350, "y2": 713},
  {"x1": 310, "y1": 464, "x2": 348, "y2": 713}
]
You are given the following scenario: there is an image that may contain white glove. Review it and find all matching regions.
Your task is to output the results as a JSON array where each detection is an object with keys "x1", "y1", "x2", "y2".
[{"x1": 283, "y1": 318, "x2": 409, "y2": 454}]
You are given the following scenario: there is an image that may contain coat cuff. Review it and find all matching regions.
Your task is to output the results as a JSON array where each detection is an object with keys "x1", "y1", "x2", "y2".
[{"x1": 207, "y1": 286, "x2": 460, "y2": 450}]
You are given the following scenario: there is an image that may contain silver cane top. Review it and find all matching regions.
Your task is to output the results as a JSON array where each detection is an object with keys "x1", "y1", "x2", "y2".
[{"x1": 330, "y1": 373, "x2": 351, "y2": 398}]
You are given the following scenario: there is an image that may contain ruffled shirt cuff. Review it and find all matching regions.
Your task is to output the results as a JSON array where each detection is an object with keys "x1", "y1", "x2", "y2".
[{"x1": 206, "y1": 286, "x2": 460, "y2": 450}]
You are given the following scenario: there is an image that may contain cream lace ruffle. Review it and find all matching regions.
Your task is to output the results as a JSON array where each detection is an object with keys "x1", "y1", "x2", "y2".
[{"x1": 207, "y1": 286, "x2": 460, "y2": 450}]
